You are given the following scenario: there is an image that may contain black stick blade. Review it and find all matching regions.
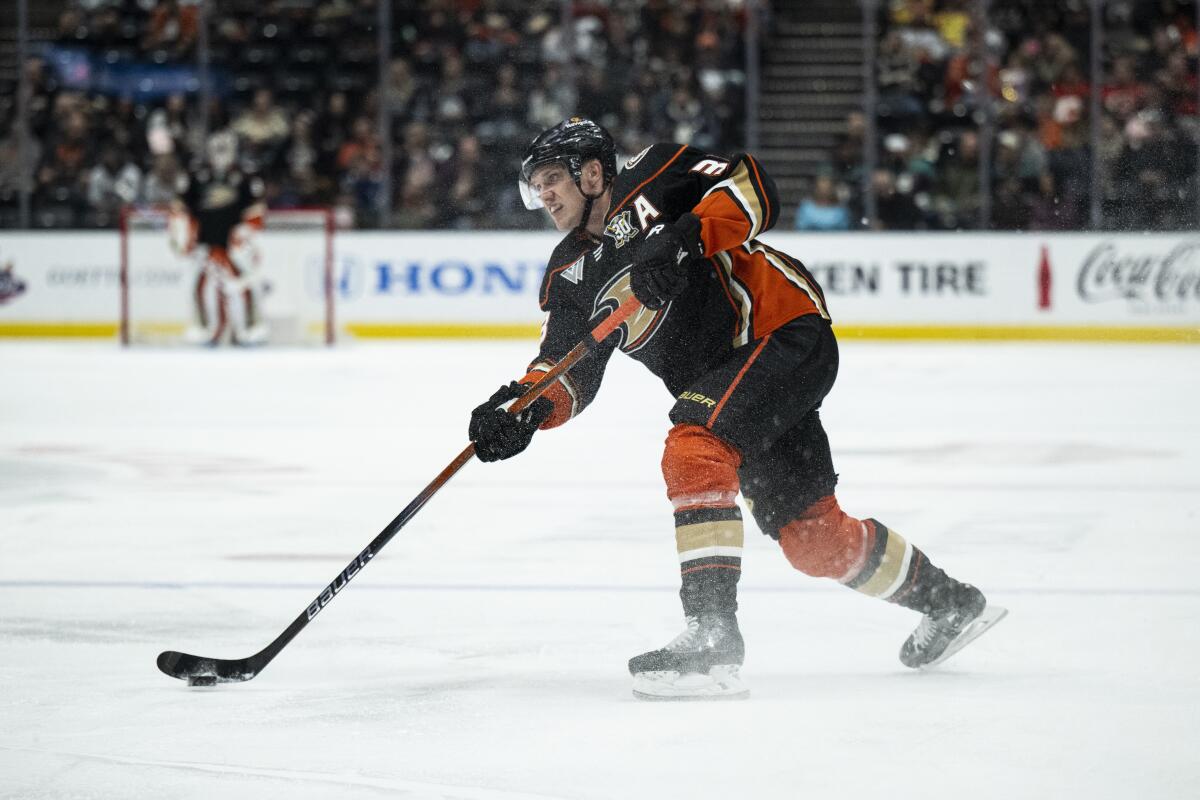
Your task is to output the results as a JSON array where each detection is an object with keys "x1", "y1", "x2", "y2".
[{"x1": 157, "y1": 650, "x2": 257, "y2": 685}]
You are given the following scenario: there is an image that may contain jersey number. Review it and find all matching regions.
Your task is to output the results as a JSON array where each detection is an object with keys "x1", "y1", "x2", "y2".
[{"x1": 690, "y1": 159, "x2": 730, "y2": 177}]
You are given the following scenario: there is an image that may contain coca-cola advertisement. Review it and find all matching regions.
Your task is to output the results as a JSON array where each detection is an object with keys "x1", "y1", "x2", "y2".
[{"x1": 1075, "y1": 240, "x2": 1200, "y2": 311}]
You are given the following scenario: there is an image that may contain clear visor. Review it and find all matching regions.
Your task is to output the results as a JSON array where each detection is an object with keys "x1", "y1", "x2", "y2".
[
  {"x1": 518, "y1": 158, "x2": 572, "y2": 211},
  {"x1": 518, "y1": 176, "x2": 543, "y2": 210}
]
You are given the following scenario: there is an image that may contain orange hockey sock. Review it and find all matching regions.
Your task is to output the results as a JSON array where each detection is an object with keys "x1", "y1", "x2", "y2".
[
  {"x1": 777, "y1": 496, "x2": 948, "y2": 606},
  {"x1": 662, "y1": 424, "x2": 744, "y2": 614}
]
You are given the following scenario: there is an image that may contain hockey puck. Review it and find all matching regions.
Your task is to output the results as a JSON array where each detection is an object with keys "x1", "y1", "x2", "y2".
[{"x1": 188, "y1": 675, "x2": 217, "y2": 687}]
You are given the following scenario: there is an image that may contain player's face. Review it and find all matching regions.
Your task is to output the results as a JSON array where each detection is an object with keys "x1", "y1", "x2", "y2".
[{"x1": 529, "y1": 163, "x2": 585, "y2": 232}]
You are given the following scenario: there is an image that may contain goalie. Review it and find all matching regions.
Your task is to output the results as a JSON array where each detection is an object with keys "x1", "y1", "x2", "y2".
[{"x1": 170, "y1": 135, "x2": 268, "y2": 346}]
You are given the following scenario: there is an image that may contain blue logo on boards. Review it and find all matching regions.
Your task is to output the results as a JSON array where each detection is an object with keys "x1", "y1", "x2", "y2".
[
  {"x1": 373, "y1": 261, "x2": 544, "y2": 297},
  {"x1": 307, "y1": 256, "x2": 546, "y2": 301}
]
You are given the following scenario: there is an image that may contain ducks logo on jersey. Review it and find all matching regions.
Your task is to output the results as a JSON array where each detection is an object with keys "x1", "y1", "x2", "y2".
[{"x1": 591, "y1": 268, "x2": 669, "y2": 353}]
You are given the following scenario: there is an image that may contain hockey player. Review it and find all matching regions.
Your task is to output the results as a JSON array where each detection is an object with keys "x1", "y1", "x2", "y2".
[
  {"x1": 468, "y1": 118, "x2": 1005, "y2": 700},
  {"x1": 171, "y1": 134, "x2": 268, "y2": 346}
]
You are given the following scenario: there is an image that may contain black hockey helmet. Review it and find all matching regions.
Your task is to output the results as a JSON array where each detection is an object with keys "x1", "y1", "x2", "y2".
[{"x1": 518, "y1": 116, "x2": 617, "y2": 210}]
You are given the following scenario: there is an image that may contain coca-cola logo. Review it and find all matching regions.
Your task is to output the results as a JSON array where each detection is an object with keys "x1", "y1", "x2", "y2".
[{"x1": 1077, "y1": 241, "x2": 1200, "y2": 307}]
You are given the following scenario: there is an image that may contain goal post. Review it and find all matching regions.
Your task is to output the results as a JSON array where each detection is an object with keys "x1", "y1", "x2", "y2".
[{"x1": 119, "y1": 206, "x2": 336, "y2": 346}]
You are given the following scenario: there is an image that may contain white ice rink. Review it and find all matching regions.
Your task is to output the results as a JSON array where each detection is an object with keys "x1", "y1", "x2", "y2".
[{"x1": 2, "y1": 337, "x2": 1198, "y2": 799}]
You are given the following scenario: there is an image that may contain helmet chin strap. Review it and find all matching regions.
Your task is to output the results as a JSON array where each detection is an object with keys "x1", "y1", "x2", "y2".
[
  {"x1": 571, "y1": 181, "x2": 608, "y2": 241},
  {"x1": 572, "y1": 194, "x2": 596, "y2": 240}
]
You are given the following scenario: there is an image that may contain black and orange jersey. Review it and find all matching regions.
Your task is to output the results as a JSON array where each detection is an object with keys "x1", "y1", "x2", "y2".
[
  {"x1": 521, "y1": 142, "x2": 830, "y2": 429},
  {"x1": 180, "y1": 168, "x2": 264, "y2": 247}
]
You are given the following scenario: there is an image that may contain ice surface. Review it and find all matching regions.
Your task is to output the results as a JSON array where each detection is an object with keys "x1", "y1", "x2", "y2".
[{"x1": 1, "y1": 338, "x2": 1198, "y2": 799}]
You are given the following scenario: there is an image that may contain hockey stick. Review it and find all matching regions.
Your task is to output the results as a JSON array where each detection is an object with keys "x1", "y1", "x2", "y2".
[{"x1": 157, "y1": 294, "x2": 643, "y2": 686}]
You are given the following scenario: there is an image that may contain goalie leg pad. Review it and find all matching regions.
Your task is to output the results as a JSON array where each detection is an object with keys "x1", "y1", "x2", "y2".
[
  {"x1": 187, "y1": 258, "x2": 227, "y2": 346},
  {"x1": 193, "y1": 265, "x2": 211, "y2": 330},
  {"x1": 208, "y1": 247, "x2": 267, "y2": 345}
]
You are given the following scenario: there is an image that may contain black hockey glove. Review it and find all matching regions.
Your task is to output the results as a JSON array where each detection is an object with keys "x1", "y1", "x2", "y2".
[
  {"x1": 630, "y1": 213, "x2": 705, "y2": 310},
  {"x1": 469, "y1": 381, "x2": 554, "y2": 463}
]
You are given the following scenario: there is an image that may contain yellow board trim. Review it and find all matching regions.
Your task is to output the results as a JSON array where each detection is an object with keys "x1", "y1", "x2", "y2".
[
  {"x1": 831, "y1": 324, "x2": 1200, "y2": 343},
  {"x1": 1, "y1": 322, "x2": 1197, "y2": 343},
  {"x1": 0, "y1": 323, "x2": 119, "y2": 337},
  {"x1": 346, "y1": 323, "x2": 542, "y2": 339},
  {"x1": 351, "y1": 323, "x2": 1200, "y2": 342}
]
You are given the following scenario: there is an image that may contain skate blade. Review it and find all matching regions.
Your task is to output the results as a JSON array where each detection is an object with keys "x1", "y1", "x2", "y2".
[
  {"x1": 632, "y1": 664, "x2": 749, "y2": 701},
  {"x1": 922, "y1": 605, "x2": 1008, "y2": 669}
]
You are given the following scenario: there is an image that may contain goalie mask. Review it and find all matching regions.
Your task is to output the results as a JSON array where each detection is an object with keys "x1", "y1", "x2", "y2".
[{"x1": 518, "y1": 117, "x2": 617, "y2": 211}]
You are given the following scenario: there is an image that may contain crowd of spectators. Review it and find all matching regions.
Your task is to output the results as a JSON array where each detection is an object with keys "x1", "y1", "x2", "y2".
[
  {"x1": 800, "y1": 0, "x2": 1200, "y2": 231},
  {"x1": 0, "y1": 0, "x2": 747, "y2": 230},
  {"x1": 5, "y1": 1, "x2": 1197, "y2": 233}
]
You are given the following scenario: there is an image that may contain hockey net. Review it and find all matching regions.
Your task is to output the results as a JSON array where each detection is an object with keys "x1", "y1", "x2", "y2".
[{"x1": 119, "y1": 206, "x2": 336, "y2": 346}]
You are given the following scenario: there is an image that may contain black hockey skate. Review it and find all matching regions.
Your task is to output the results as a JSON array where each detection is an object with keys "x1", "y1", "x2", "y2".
[
  {"x1": 628, "y1": 612, "x2": 748, "y2": 701},
  {"x1": 899, "y1": 583, "x2": 1007, "y2": 669}
]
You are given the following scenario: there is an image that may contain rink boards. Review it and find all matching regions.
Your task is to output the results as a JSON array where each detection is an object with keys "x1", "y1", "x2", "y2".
[{"x1": 1, "y1": 230, "x2": 1198, "y2": 341}]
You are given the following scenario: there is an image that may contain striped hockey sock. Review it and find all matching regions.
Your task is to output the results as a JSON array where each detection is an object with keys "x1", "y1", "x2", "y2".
[
  {"x1": 675, "y1": 505, "x2": 743, "y2": 615},
  {"x1": 842, "y1": 519, "x2": 955, "y2": 613}
]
